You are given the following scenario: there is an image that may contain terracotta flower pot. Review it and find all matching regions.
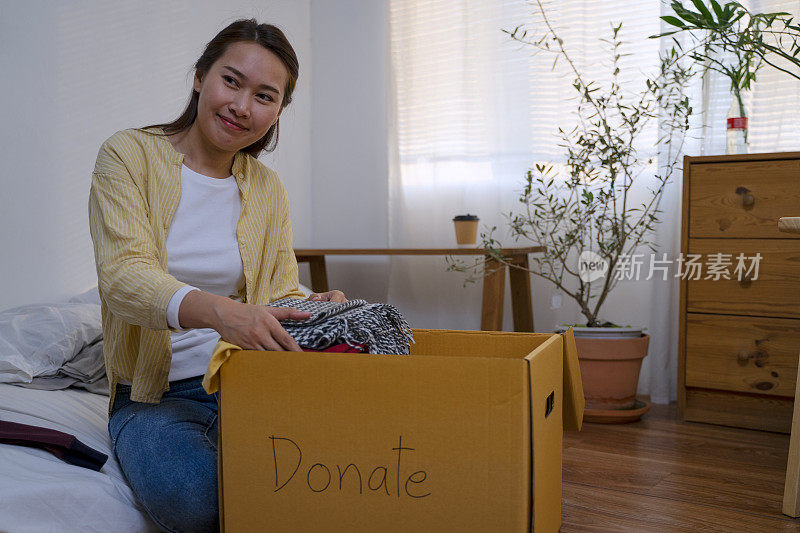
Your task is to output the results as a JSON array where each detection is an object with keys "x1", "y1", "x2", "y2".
[{"x1": 574, "y1": 334, "x2": 650, "y2": 410}]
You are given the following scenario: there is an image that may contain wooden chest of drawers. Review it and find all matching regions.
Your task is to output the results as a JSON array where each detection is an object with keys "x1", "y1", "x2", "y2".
[{"x1": 679, "y1": 152, "x2": 800, "y2": 433}]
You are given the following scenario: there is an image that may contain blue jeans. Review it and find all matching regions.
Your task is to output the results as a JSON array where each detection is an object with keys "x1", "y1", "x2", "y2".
[{"x1": 108, "y1": 377, "x2": 219, "y2": 533}]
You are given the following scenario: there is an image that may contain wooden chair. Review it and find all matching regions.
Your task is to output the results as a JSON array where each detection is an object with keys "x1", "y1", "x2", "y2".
[{"x1": 780, "y1": 217, "x2": 800, "y2": 517}]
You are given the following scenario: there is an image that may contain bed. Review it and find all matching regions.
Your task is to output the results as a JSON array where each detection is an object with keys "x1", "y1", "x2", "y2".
[
  {"x1": 0, "y1": 283, "x2": 313, "y2": 532},
  {"x1": 0, "y1": 384, "x2": 159, "y2": 532}
]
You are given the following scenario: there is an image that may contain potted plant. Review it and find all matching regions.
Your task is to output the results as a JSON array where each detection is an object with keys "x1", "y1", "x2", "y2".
[
  {"x1": 448, "y1": 0, "x2": 693, "y2": 422},
  {"x1": 653, "y1": 0, "x2": 800, "y2": 153}
]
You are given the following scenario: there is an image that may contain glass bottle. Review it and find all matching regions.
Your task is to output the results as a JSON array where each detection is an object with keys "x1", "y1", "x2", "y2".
[{"x1": 726, "y1": 92, "x2": 749, "y2": 155}]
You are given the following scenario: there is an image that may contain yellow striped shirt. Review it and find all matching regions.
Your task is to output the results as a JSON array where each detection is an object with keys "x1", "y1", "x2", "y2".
[{"x1": 88, "y1": 127, "x2": 304, "y2": 410}]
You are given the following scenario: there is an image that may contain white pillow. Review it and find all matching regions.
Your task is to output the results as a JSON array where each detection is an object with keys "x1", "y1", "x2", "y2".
[
  {"x1": 0, "y1": 302, "x2": 102, "y2": 383},
  {"x1": 68, "y1": 286, "x2": 102, "y2": 305}
]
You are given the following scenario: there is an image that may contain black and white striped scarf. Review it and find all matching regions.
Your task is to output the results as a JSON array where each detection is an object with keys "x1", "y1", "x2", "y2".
[{"x1": 268, "y1": 298, "x2": 414, "y2": 355}]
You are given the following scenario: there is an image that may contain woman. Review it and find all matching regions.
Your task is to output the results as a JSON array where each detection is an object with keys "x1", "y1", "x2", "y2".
[{"x1": 88, "y1": 19, "x2": 344, "y2": 532}]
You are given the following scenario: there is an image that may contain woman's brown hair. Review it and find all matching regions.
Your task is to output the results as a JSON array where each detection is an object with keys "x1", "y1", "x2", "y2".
[{"x1": 143, "y1": 19, "x2": 298, "y2": 157}]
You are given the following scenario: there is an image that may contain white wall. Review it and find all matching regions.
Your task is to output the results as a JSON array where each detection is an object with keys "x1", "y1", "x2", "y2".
[
  {"x1": 305, "y1": 0, "x2": 391, "y2": 303},
  {"x1": 0, "y1": 0, "x2": 312, "y2": 310}
]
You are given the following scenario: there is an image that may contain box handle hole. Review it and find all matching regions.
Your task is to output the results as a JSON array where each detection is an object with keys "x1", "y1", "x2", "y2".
[{"x1": 545, "y1": 391, "x2": 555, "y2": 419}]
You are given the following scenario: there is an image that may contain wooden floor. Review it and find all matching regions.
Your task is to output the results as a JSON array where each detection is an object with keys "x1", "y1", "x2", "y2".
[{"x1": 562, "y1": 402, "x2": 800, "y2": 532}]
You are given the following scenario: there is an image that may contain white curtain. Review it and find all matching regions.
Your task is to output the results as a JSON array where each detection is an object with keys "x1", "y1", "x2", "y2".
[{"x1": 388, "y1": 0, "x2": 800, "y2": 403}]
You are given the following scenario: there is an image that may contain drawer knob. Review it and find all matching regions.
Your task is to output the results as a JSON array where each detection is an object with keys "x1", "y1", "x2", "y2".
[
  {"x1": 737, "y1": 349, "x2": 769, "y2": 366},
  {"x1": 735, "y1": 187, "x2": 755, "y2": 209},
  {"x1": 737, "y1": 350, "x2": 750, "y2": 364}
]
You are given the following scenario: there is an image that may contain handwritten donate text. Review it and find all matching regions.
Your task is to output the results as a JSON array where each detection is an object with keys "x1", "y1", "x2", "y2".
[{"x1": 268, "y1": 435, "x2": 431, "y2": 499}]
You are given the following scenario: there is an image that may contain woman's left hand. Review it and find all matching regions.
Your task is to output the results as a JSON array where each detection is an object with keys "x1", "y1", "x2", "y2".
[{"x1": 307, "y1": 290, "x2": 347, "y2": 303}]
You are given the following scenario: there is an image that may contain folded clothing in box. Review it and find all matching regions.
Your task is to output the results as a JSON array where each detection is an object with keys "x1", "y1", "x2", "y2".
[
  {"x1": 203, "y1": 298, "x2": 413, "y2": 394},
  {"x1": 269, "y1": 297, "x2": 414, "y2": 355}
]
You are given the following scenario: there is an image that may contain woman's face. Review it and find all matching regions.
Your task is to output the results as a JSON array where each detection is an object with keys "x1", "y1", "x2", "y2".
[{"x1": 192, "y1": 41, "x2": 289, "y2": 154}]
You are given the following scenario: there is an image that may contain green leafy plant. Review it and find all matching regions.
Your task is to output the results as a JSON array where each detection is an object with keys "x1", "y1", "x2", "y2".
[
  {"x1": 654, "y1": 1, "x2": 800, "y2": 136},
  {"x1": 447, "y1": 0, "x2": 693, "y2": 328}
]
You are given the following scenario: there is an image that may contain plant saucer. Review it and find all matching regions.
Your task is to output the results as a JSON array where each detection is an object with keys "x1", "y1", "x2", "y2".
[{"x1": 583, "y1": 399, "x2": 651, "y2": 424}]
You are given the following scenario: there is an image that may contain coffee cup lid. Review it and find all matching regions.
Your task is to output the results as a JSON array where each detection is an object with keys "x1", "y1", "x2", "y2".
[{"x1": 453, "y1": 214, "x2": 479, "y2": 221}]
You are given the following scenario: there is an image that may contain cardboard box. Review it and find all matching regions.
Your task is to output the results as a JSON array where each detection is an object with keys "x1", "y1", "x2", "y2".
[{"x1": 213, "y1": 328, "x2": 583, "y2": 532}]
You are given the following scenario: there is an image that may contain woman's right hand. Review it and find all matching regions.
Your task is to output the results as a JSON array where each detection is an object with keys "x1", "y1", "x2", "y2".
[{"x1": 213, "y1": 299, "x2": 310, "y2": 351}]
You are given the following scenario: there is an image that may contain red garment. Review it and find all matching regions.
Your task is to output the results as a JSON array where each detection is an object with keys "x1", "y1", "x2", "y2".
[{"x1": 303, "y1": 343, "x2": 365, "y2": 353}]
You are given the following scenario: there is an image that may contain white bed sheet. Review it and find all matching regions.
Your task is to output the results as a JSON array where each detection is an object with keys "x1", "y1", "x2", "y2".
[{"x1": 0, "y1": 384, "x2": 159, "y2": 533}]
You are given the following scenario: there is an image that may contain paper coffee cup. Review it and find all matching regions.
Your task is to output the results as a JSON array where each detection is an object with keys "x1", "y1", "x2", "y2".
[{"x1": 453, "y1": 214, "x2": 479, "y2": 246}]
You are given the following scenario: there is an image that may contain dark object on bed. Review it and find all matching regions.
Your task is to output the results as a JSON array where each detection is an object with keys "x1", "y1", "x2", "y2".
[{"x1": 0, "y1": 419, "x2": 108, "y2": 471}]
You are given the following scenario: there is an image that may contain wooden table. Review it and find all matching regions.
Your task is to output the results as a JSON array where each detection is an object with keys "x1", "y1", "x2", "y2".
[
  {"x1": 294, "y1": 247, "x2": 544, "y2": 332},
  {"x1": 781, "y1": 217, "x2": 800, "y2": 517}
]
